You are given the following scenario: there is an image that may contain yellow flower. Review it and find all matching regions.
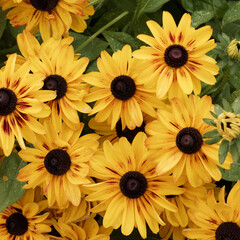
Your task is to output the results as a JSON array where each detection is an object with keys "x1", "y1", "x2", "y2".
[
  {"x1": 82, "y1": 45, "x2": 162, "y2": 130},
  {"x1": 227, "y1": 39, "x2": 240, "y2": 60},
  {"x1": 17, "y1": 30, "x2": 92, "y2": 132},
  {"x1": 133, "y1": 11, "x2": 219, "y2": 99},
  {"x1": 216, "y1": 111, "x2": 240, "y2": 141},
  {"x1": 0, "y1": 189, "x2": 51, "y2": 240},
  {"x1": 85, "y1": 133, "x2": 185, "y2": 239},
  {"x1": 183, "y1": 181, "x2": 240, "y2": 239},
  {"x1": 1, "y1": 0, "x2": 94, "y2": 41},
  {"x1": 17, "y1": 120, "x2": 99, "y2": 208},
  {"x1": 146, "y1": 94, "x2": 233, "y2": 187},
  {"x1": 0, "y1": 54, "x2": 56, "y2": 156}
]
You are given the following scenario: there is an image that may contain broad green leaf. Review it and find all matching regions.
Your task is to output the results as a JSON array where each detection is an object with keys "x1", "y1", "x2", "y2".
[
  {"x1": 205, "y1": 136, "x2": 222, "y2": 144},
  {"x1": 70, "y1": 33, "x2": 108, "y2": 61},
  {"x1": 203, "y1": 118, "x2": 217, "y2": 127},
  {"x1": 222, "y1": 2, "x2": 240, "y2": 26},
  {"x1": 222, "y1": 98, "x2": 231, "y2": 112},
  {"x1": 230, "y1": 140, "x2": 240, "y2": 163},
  {"x1": 202, "y1": 129, "x2": 219, "y2": 138},
  {"x1": 228, "y1": 89, "x2": 240, "y2": 105},
  {"x1": 219, "y1": 139, "x2": 230, "y2": 164},
  {"x1": 219, "y1": 163, "x2": 240, "y2": 181},
  {"x1": 230, "y1": 74, "x2": 240, "y2": 90},
  {"x1": 103, "y1": 31, "x2": 142, "y2": 51},
  {"x1": 191, "y1": 10, "x2": 214, "y2": 27},
  {"x1": 0, "y1": 152, "x2": 27, "y2": 212},
  {"x1": 0, "y1": 9, "x2": 7, "y2": 40},
  {"x1": 142, "y1": 0, "x2": 169, "y2": 13},
  {"x1": 231, "y1": 96, "x2": 240, "y2": 114}
]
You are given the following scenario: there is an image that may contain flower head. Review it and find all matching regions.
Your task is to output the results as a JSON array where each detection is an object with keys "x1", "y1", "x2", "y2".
[
  {"x1": 133, "y1": 11, "x2": 219, "y2": 99},
  {"x1": 85, "y1": 133, "x2": 185, "y2": 239},
  {"x1": 17, "y1": 120, "x2": 99, "y2": 208},
  {"x1": 227, "y1": 39, "x2": 240, "y2": 60},
  {"x1": 1, "y1": 0, "x2": 94, "y2": 41},
  {"x1": 146, "y1": 94, "x2": 233, "y2": 187},
  {"x1": 83, "y1": 45, "x2": 162, "y2": 130}
]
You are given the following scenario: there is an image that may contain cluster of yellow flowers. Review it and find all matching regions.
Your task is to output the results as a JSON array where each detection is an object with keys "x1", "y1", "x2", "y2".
[{"x1": 0, "y1": 1, "x2": 240, "y2": 240}]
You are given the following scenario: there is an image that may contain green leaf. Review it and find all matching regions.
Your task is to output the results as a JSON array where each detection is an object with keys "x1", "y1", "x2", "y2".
[
  {"x1": 228, "y1": 89, "x2": 240, "y2": 104},
  {"x1": 103, "y1": 31, "x2": 142, "y2": 51},
  {"x1": 141, "y1": 0, "x2": 170, "y2": 13},
  {"x1": 230, "y1": 140, "x2": 240, "y2": 163},
  {"x1": 203, "y1": 118, "x2": 217, "y2": 127},
  {"x1": 191, "y1": 10, "x2": 214, "y2": 28},
  {"x1": 222, "y1": 98, "x2": 231, "y2": 112},
  {"x1": 0, "y1": 9, "x2": 7, "y2": 40},
  {"x1": 214, "y1": 104, "x2": 223, "y2": 116},
  {"x1": 205, "y1": 136, "x2": 222, "y2": 144},
  {"x1": 231, "y1": 96, "x2": 240, "y2": 114},
  {"x1": 203, "y1": 129, "x2": 219, "y2": 138},
  {"x1": 219, "y1": 163, "x2": 240, "y2": 181},
  {"x1": 222, "y1": 2, "x2": 240, "y2": 26},
  {"x1": 229, "y1": 74, "x2": 240, "y2": 90},
  {"x1": 88, "y1": 0, "x2": 103, "y2": 6},
  {"x1": 219, "y1": 139, "x2": 230, "y2": 164},
  {"x1": 70, "y1": 33, "x2": 108, "y2": 61},
  {"x1": 0, "y1": 152, "x2": 27, "y2": 212},
  {"x1": 210, "y1": 111, "x2": 218, "y2": 118}
]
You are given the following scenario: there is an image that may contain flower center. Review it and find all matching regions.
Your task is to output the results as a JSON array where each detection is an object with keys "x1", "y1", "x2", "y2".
[
  {"x1": 43, "y1": 75, "x2": 67, "y2": 100},
  {"x1": 111, "y1": 75, "x2": 136, "y2": 101},
  {"x1": 176, "y1": 127, "x2": 203, "y2": 154},
  {"x1": 30, "y1": 0, "x2": 59, "y2": 11},
  {"x1": 215, "y1": 222, "x2": 240, "y2": 240},
  {"x1": 164, "y1": 45, "x2": 188, "y2": 68},
  {"x1": 6, "y1": 212, "x2": 28, "y2": 236},
  {"x1": 115, "y1": 119, "x2": 146, "y2": 143},
  {"x1": 120, "y1": 171, "x2": 147, "y2": 199},
  {"x1": 44, "y1": 149, "x2": 71, "y2": 176},
  {"x1": 0, "y1": 88, "x2": 17, "y2": 116}
]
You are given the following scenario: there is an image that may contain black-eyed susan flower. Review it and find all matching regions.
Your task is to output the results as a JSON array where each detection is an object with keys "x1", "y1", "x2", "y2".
[
  {"x1": 146, "y1": 94, "x2": 233, "y2": 187},
  {"x1": 0, "y1": 189, "x2": 51, "y2": 240},
  {"x1": 227, "y1": 39, "x2": 240, "y2": 60},
  {"x1": 17, "y1": 30, "x2": 92, "y2": 132},
  {"x1": 0, "y1": 54, "x2": 56, "y2": 156},
  {"x1": 89, "y1": 114, "x2": 154, "y2": 144},
  {"x1": 1, "y1": 0, "x2": 94, "y2": 41},
  {"x1": 82, "y1": 45, "x2": 162, "y2": 130},
  {"x1": 49, "y1": 217, "x2": 112, "y2": 240},
  {"x1": 133, "y1": 11, "x2": 219, "y2": 99},
  {"x1": 183, "y1": 181, "x2": 240, "y2": 239},
  {"x1": 17, "y1": 120, "x2": 99, "y2": 209},
  {"x1": 85, "y1": 133, "x2": 185, "y2": 239}
]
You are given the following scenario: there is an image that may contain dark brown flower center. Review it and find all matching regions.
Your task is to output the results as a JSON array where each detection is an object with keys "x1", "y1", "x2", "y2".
[
  {"x1": 164, "y1": 45, "x2": 188, "y2": 68},
  {"x1": 0, "y1": 88, "x2": 17, "y2": 116},
  {"x1": 111, "y1": 75, "x2": 136, "y2": 101},
  {"x1": 115, "y1": 119, "x2": 146, "y2": 143},
  {"x1": 43, "y1": 75, "x2": 67, "y2": 100},
  {"x1": 120, "y1": 171, "x2": 147, "y2": 198},
  {"x1": 176, "y1": 127, "x2": 203, "y2": 154},
  {"x1": 6, "y1": 212, "x2": 28, "y2": 236},
  {"x1": 30, "y1": 0, "x2": 59, "y2": 11},
  {"x1": 215, "y1": 222, "x2": 240, "y2": 240},
  {"x1": 44, "y1": 149, "x2": 71, "y2": 175}
]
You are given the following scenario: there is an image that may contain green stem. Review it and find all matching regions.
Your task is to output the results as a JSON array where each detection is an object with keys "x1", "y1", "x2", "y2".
[
  {"x1": 75, "y1": 11, "x2": 129, "y2": 52},
  {"x1": 0, "y1": 45, "x2": 19, "y2": 56},
  {"x1": 211, "y1": 66, "x2": 230, "y2": 100}
]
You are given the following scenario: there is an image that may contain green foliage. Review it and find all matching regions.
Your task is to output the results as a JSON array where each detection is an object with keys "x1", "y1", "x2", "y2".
[
  {"x1": 222, "y1": 1, "x2": 240, "y2": 26},
  {"x1": 219, "y1": 139, "x2": 230, "y2": 164},
  {"x1": 191, "y1": 10, "x2": 215, "y2": 27},
  {"x1": 0, "y1": 9, "x2": 7, "y2": 40},
  {"x1": 0, "y1": 152, "x2": 26, "y2": 212},
  {"x1": 220, "y1": 162, "x2": 240, "y2": 181}
]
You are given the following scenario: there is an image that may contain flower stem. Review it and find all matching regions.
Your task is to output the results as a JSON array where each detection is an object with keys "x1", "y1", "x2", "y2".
[{"x1": 75, "y1": 11, "x2": 129, "y2": 52}]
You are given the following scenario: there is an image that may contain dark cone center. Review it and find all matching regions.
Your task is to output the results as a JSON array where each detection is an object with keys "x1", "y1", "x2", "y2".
[
  {"x1": 44, "y1": 149, "x2": 71, "y2": 176},
  {"x1": 43, "y1": 75, "x2": 67, "y2": 100},
  {"x1": 111, "y1": 75, "x2": 136, "y2": 101},
  {"x1": 30, "y1": 0, "x2": 59, "y2": 11},
  {"x1": 115, "y1": 119, "x2": 146, "y2": 143},
  {"x1": 0, "y1": 88, "x2": 17, "y2": 116},
  {"x1": 6, "y1": 212, "x2": 28, "y2": 236},
  {"x1": 164, "y1": 45, "x2": 188, "y2": 68},
  {"x1": 120, "y1": 171, "x2": 147, "y2": 199},
  {"x1": 176, "y1": 127, "x2": 203, "y2": 154},
  {"x1": 215, "y1": 222, "x2": 240, "y2": 240}
]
